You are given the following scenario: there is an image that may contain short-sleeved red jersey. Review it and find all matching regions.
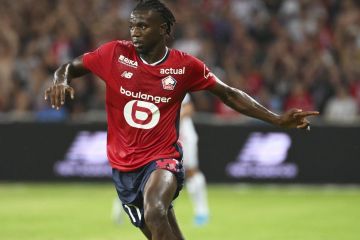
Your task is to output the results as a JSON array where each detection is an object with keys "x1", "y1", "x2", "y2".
[{"x1": 83, "y1": 40, "x2": 217, "y2": 171}]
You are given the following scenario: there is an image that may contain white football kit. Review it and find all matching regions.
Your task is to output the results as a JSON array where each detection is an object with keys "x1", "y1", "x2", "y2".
[
  {"x1": 179, "y1": 94, "x2": 209, "y2": 225},
  {"x1": 179, "y1": 94, "x2": 199, "y2": 169}
]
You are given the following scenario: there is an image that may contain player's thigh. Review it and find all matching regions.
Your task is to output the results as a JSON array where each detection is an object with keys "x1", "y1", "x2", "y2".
[{"x1": 143, "y1": 169, "x2": 178, "y2": 208}]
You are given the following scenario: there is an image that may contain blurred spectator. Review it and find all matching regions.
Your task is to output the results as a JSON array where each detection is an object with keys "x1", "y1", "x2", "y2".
[
  {"x1": 173, "y1": 23, "x2": 203, "y2": 57},
  {"x1": 284, "y1": 81, "x2": 315, "y2": 111},
  {"x1": 349, "y1": 73, "x2": 360, "y2": 112},
  {"x1": 11, "y1": 89, "x2": 32, "y2": 117},
  {"x1": 324, "y1": 84, "x2": 358, "y2": 124},
  {"x1": 0, "y1": 16, "x2": 18, "y2": 111}
]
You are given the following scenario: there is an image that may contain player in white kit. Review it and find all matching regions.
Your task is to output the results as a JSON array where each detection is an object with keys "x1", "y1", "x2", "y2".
[{"x1": 179, "y1": 94, "x2": 209, "y2": 226}]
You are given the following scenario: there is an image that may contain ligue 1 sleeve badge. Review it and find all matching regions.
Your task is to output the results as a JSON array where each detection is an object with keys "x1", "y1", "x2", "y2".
[{"x1": 161, "y1": 76, "x2": 177, "y2": 90}]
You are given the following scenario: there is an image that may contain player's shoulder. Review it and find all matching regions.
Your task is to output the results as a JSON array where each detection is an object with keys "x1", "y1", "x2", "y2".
[
  {"x1": 170, "y1": 48, "x2": 201, "y2": 62},
  {"x1": 170, "y1": 48, "x2": 204, "y2": 67},
  {"x1": 116, "y1": 40, "x2": 134, "y2": 48},
  {"x1": 97, "y1": 40, "x2": 134, "y2": 51}
]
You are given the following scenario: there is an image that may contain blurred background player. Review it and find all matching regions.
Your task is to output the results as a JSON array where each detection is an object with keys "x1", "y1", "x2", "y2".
[
  {"x1": 111, "y1": 197, "x2": 124, "y2": 225},
  {"x1": 179, "y1": 94, "x2": 209, "y2": 226}
]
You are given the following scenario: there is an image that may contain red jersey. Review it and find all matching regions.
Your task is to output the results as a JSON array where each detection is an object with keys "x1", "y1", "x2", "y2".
[{"x1": 83, "y1": 40, "x2": 217, "y2": 171}]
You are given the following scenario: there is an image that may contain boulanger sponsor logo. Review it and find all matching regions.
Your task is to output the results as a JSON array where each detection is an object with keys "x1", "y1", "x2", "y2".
[
  {"x1": 160, "y1": 67, "x2": 185, "y2": 75},
  {"x1": 118, "y1": 55, "x2": 138, "y2": 68},
  {"x1": 226, "y1": 132, "x2": 298, "y2": 179},
  {"x1": 161, "y1": 76, "x2": 177, "y2": 90},
  {"x1": 120, "y1": 86, "x2": 171, "y2": 103},
  {"x1": 120, "y1": 86, "x2": 169, "y2": 129},
  {"x1": 54, "y1": 131, "x2": 111, "y2": 177}
]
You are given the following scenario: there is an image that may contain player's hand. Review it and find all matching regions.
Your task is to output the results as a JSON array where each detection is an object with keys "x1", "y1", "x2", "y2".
[
  {"x1": 44, "y1": 83, "x2": 74, "y2": 110},
  {"x1": 278, "y1": 109, "x2": 319, "y2": 130}
]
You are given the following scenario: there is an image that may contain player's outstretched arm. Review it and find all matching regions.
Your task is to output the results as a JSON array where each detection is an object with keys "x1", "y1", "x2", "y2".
[
  {"x1": 44, "y1": 56, "x2": 90, "y2": 110},
  {"x1": 209, "y1": 80, "x2": 319, "y2": 129}
]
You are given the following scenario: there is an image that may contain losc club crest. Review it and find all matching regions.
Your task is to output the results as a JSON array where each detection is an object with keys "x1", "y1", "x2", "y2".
[{"x1": 161, "y1": 76, "x2": 177, "y2": 90}]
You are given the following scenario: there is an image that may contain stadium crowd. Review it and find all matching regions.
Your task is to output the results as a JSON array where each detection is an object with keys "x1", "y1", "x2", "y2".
[{"x1": 1, "y1": 0, "x2": 360, "y2": 124}]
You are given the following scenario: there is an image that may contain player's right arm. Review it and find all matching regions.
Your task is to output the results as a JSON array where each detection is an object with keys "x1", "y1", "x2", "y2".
[
  {"x1": 44, "y1": 56, "x2": 89, "y2": 110},
  {"x1": 45, "y1": 41, "x2": 118, "y2": 109}
]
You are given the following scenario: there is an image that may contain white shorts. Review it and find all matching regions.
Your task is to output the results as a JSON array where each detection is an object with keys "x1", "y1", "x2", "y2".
[{"x1": 179, "y1": 117, "x2": 199, "y2": 169}]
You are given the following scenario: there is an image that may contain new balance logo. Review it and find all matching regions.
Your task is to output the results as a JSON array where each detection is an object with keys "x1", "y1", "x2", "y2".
[
  {"x1": 238, "y1": 133, "x2": 291, "y2": 165},
  {"x1": 118, "y1": 55, "x2": 138, "y2": 68},
  {"x1": 54, "y1": 131, "x2": 111, "y2": 177},
  {"x1": 226, "y1": 132, "x2": 298, "y2": 179},
  {"x1": 121, "y1": 71, "x2": 133, "y2": 79}
]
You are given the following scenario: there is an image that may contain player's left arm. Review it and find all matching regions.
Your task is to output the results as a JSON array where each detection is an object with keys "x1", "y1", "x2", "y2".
[{"x1": 209, "y1": 80, "x2": 319, "y2": 129}]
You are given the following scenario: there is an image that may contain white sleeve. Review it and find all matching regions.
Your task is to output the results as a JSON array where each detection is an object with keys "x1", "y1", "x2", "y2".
[{"x1": 182, "y1": 94, "x2": 191, "y2": 105}]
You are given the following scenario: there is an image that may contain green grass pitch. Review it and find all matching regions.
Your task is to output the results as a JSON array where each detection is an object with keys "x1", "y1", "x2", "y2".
[{"x1": 1, "y1": 183, "x2": 359, "y2": 240}]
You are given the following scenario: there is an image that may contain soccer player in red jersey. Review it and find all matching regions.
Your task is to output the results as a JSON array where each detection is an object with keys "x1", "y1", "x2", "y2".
[{"x1": 45, "y1": 1, "x2": 319, "y2": 239}]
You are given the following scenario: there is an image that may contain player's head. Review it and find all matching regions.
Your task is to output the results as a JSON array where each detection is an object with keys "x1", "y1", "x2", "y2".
[{"x1": 130, "y1": 0, "x2": 176, "y2": 54}]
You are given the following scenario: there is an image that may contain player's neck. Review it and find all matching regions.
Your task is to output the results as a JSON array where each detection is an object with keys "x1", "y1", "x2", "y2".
[
  {"x1": 139, "y1": 45, "x2": 168, "y2": 65},
  {"x1": 140, "y1": 47, "x2": 168, "y2": 66}
]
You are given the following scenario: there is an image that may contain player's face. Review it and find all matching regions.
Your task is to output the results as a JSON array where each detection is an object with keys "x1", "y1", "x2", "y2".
[{"x1": 129, "y1": 10, "x2": 166, "y2": 54}]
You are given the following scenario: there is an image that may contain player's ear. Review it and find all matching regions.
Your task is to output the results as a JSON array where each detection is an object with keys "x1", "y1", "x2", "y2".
[{"x1": 160, "y1": 23, "x2": 167, "y2": 36}]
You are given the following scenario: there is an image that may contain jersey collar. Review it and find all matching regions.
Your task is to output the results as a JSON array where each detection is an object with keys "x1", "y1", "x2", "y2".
[{"x1": 139, "y1": 47, "x2": 169, "y2": 66}]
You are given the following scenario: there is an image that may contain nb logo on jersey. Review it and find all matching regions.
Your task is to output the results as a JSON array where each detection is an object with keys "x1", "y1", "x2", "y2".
[
  {"x1": 124, "y1": 100, "x2": 160, "y2": 129},
  {"x1": 121, "y1": 71, "x2": 133, "y2": 79}
]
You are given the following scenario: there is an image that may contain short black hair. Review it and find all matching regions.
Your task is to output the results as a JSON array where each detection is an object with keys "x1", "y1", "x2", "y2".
[{"x1": 134, "y1": 0, "x2": 176, "y2": 35}]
